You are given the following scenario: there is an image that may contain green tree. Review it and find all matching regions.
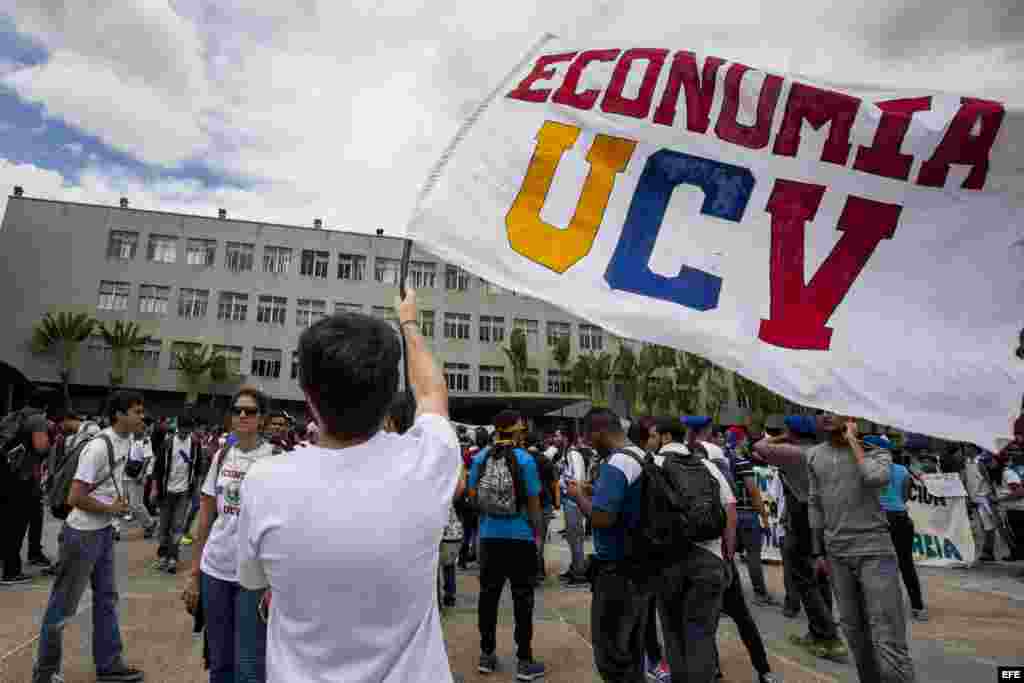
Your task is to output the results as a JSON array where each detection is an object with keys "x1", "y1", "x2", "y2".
[
  {"x1": 702, "y1": 365, "x2": 731, "y2": 423},
  {"x1": 503, "y1": 327, "x2": 530, "y2": 392},
  {"x1": 636, "y1": 344, "x2": 664, "y2": 414},
  {"x1": 172, "y1": 343, "x2": 226, "y2": 408},
  {"x1": 571, "y1": 353, "x2": 593, "y2": 397},
  {"x1": 613, "y1": 344, "x2": 637, "y2": 416},
  {"x1": 734, "y1": 373, "x2": 798, "y2": 431},
  {"x1": 552, "y1": 334, "x2": 571, "y2": 378},
  {"x1": 31, "y1": 311, "x2": 95, "y2": 410},
  {"x1": 673, "y1": 351, "x2": 708, "y2": 415},
  {"x1": 98, "y1": 320, "x2": 152, "y2": 388},
  {"x1": 653, "y1": 376, "x2": 676, "y2": 414},
  {"x1": 590, "y1": 351, "x2": 614, "y2": 406}
]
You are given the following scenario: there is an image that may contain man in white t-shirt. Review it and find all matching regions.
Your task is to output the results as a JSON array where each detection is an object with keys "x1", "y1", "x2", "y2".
[
  {"x1": 238, "y1": 286, "x2": 460, "y2": 683},
  {"x1": 152, "y1": 417, "x2": 202, "y2": 574},
  {"x1": 33, "y1": 391, "x2": 146, "y2": 683},
  {"x1": 554, "y1": 430, "x2": 590, "y2": 584},
  {"x1": 652, "y1": 416, "x2": 736, "y2": 682}
]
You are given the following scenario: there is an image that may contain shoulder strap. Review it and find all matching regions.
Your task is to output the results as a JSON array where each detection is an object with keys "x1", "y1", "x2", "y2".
[{"x1": 88, "y1": 435, "x2": 121, "y2": 499}]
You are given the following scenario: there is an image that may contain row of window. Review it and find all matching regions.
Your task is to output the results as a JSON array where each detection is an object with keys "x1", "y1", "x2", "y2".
[
  {"x1": 96, "y1": 280, "x2": 605, "y2": 348},
  {"x1": 443, "y1": 364, "x2": 574, "y2": 394},
  {"x1": 85, "y1": 337, "x2": 576, "y2": 392},
  {"x1": 106, "y1": 230, "x2": 500, "y2": 292}
]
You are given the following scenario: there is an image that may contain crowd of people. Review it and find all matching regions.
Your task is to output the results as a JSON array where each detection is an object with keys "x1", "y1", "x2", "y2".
[{"x1": 1, "y1": 284, "x2": 1022, "y2": 683}]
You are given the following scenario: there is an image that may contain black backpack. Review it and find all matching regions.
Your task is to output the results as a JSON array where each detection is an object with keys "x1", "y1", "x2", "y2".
[
  {"x1": 49, "y1": 432, "x2": 118, "y2": 520},
  {"x1": 622, "y1": 445, "x2": 726, "y2": 573}
]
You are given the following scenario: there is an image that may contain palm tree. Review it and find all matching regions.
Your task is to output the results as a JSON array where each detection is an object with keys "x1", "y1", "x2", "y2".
[
  {"x1": 571, "y1": 354, "x2": 593, "y2": 398},
  {"x1": 172, "y1": 343, "x2": 224, "y2": 409},
  {"x1": 503, "y1": 328, "x2": 529, "y2": 392},
  {"x1": 702, "y1": 364, "x2": 731, "y2": 423},
  {"x1": 653, "y1": 376, "x2": 676, "y2": 414},
  {"x1": 552, "y1": 334, "x2": 571, "y2": 378},
  {"x1": 673, "y1": 351, "x2": 709, "y2": 415},
  {"x1": 590, "y1": 351, "x2": 614, "y2": 406},
  {"x1": 613, "y1": 345, "x2": 637, "y2": 416},
  {"x1": 98, "y1": 320, "x2": 152, "y2": 388},
  {"x1": 735, "y1": 373, "x2": 799, "y2": 431},
  {"x1": 636, "y1": 344, "x2": 663, "y2": 414},
  {"x1": 31, "y1": 311, "x2": 95, "y2": 410}
]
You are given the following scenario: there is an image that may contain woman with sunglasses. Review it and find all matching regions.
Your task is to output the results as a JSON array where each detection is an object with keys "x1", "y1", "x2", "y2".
[{"x1": 183, "y1": 385, "x2": 275, "y2": 683}]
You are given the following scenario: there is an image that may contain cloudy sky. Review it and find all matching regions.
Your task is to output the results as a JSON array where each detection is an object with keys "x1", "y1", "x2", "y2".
[{"x1": 0, "y1": 0, "x2": 1021, "y2": 233}]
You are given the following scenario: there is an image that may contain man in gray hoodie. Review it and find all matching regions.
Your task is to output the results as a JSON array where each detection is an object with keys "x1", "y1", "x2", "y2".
[{"x1": 808, "y1": 413, "x2": 916, "y2": 683}]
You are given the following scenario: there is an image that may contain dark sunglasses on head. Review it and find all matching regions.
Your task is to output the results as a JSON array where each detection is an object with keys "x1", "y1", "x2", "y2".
[{"x1": 230, "y1": 406, "x2": 260, "y2": 417}]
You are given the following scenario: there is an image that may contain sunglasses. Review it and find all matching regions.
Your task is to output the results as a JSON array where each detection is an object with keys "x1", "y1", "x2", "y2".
[{"x1": 230, "y1": 406, "x2": 261, "y2": 417}]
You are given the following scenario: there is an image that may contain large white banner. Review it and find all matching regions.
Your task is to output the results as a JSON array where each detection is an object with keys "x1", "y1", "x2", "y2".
[{"x1": 409, "y1": 36, "x2": 1024, "y2": 448}]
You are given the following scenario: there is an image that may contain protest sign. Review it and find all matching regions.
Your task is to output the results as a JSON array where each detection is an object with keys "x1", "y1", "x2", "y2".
[
  {"x1": 409, "y1": 36, "x2": 1023, "y2": 448},
  {"x1": 907, "y1": 473, "x2": 975, "y2": 566}
]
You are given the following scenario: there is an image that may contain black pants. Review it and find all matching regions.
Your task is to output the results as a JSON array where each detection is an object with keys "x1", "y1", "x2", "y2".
[
  {"x1": 28, "y1": 481, "x2": 44, "y2": 558},
  {"x1": 782, "y1": 525, "x2": 838, "y2": 641},
  {"x1": 644, "y1": 593, "x2": 661, "y2": 663},
  {"x1": 478, "y1": 539, "x2": 536, "y2": 661},
  {"x1": 2, "y1": 481, "x2": 33, "y2": 578},
  {"x1": 591, "y1": 562, "x2": 651, "y2": 682},
  {"x1": 886, "y1": 511, "x2": 924, "y2": 610},
  {"x1": 715, "y1": 560, "x2": 771, "y2": 676},
  {"x1": 657, "y1": 548, "x2": 727, "y2": 683},
  {"x1": 1006, "y1": 509, "x2": 1024, "y2": 559}
]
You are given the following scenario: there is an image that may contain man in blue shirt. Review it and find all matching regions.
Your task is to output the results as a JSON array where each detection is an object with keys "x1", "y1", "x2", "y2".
[
  {"x1": 566, "y1": 408, "x2": 649, "y2": 682},
  {"x1": 468, "y1": 410, "x2": 545, "y2": 681}
]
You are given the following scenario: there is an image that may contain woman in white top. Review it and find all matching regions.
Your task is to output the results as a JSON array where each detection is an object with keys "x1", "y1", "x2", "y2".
[{"x1": 183, "y1": 386, "x2": 275, "y2": 683}]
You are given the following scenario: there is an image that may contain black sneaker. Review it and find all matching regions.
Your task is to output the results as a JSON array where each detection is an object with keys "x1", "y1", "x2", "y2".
[
  {"x1": 1, "y1": 574, "x2": 33, "y2": 585},
  {"x1": 442, "y1": 595, "x2": 456, "y2": 608},
  {"x1": 516, "y1": 659, "x2": 546, "y2": 681},
  {"x1": 478, "y1": 652, "x2": 498, "y2": 674},
  {"x1": 96, "y1": 662, "x2": 144, "y2": 681},
  {"x1": 563, "y1": 575, "x2": 589, "y2": 587},
  {"x1": 29, "y1": 554, "x2": 52, "y2": 567}
]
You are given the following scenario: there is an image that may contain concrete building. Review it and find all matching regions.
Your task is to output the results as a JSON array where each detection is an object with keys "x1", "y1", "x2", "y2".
[{"x1": 0, "y1": 192, "x2": 638, "y2": 424}]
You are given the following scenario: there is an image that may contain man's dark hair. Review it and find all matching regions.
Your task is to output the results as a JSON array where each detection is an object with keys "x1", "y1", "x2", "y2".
[
  {"x1": 387, "y1": 394, "x2": 413, "y2": 435},
  {"x1": 26, "y1": 388, "x2": 51, "y2": 411},
  {"x1": 53, "y1": 407, "x2": 82, "y2": 423},
  {"x1": 627, "y1": 416, "x2": 655, "y2": 448},
  {"x1": 654, "y1": 416, "x2": 687, "y2": 443},
  {"x1": 230, "y1": 384, "x2": 268, "y2": 416},
  {"x1": 269, "y1": 409, "x2": 288, "y2": 421},
  {"x1": 178, "y1": 416, "x2": 195, "y2": 430},
  {"x1": 583, "y1": 408, "x2": 623, "y2": 437},
  {"x1": 105, "y1": 390, "x2": 144, "y2": 424},
  {"x1": 297, "y1": 313, "x2": 400, "y2": 439},
  {"x1": 494, "y1": 409, "x2": 524, "y2": 433},
  {"x1": 475, "y1": 427, "x2": 490, "y2": 448}
]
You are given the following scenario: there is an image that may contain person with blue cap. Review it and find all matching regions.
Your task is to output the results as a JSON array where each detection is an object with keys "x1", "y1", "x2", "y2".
[{"x1": 753, "y1": 415, "x2": 847, "y2": 662}]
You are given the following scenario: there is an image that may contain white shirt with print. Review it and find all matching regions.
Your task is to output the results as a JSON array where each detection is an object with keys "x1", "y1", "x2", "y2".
[
  {"x1": 237, "y1": 414, "x2": 460, "y2": 683},
  {"x1": 200, "y1": 441, "x2": 275, "y2": 583},
  {"x1": 67, "y1": 427, "x2": 131, "y2": 532},
  {"x1": 168, "y1": 434, "x2": 193, "y2": 494}
]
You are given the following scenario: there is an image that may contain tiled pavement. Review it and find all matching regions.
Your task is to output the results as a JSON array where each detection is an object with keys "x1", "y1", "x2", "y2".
[{"x1": 3, "y1": 514, "x2": 1024, "y2": 682}]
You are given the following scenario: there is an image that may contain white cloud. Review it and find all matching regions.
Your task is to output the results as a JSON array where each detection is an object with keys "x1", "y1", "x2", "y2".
[{"x1": 1, "y1": 0, "x2": 1021, "y2": 233}]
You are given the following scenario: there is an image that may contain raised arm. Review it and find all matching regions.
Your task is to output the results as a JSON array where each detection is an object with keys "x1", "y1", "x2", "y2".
[
  {"x1": 753, "y1": 437, "x2": 807, "y2": 466},
  {"x1": 396, "y1": 287, "x2": 449, "y2": 419}
]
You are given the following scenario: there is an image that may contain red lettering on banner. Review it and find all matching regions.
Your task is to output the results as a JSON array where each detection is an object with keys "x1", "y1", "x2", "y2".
[
  {"x1": 853, "y1": 97, "x2": 932, "y2": 180},
  {"x1": 917, "y1": 97, "x2": 1005, "y2": 190},
  {"x1": 715, "y1": 64, "x2": 783, "y2": 149},
  {"x1": 652, "y1": 51, "x2": 725, "y2": 132},
  {"x1": 773, "y1": 83, "x2": 861, "y2": 165},
  {"x1": 758, "y1": 180, "x2": 902, "y2": 350},
  {"x1": 601, "y1": 48, "x2": 670, "y2": 119},
  {"x1": 552, "y1": 49, "x2": 621, "y2": 110},
  {"x1": 507, "y1": 52, "x2": 578, "y2": 103}
]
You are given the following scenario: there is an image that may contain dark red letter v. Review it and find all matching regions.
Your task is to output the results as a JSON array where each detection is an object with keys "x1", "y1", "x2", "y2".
[{"x1": 758, "y1": 180, "x2": 902, "y2": 350}]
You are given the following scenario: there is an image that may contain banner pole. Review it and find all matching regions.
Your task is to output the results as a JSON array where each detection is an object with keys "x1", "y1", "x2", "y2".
[{"x1": 399, "y1": 238, "x2": 415, "y2": 419}]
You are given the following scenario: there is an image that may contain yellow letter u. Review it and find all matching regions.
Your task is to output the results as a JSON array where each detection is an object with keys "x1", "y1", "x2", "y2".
[{"x1": 506, "y1": 121, "x2": 636, "y2": 273}]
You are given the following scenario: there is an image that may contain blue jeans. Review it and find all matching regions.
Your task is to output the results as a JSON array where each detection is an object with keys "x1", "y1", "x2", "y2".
[
  {"x1": 34, "y1": 525, "x2": 123, "y2": 681},
  {"x1": 563, "y1": 500, "x2": 586, "y2": 576},
  {"x1": 202, "y1": 573, "x2": 268, "y2": 683}
]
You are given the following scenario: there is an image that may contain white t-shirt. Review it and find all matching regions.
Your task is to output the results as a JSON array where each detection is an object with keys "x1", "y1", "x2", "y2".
[
  {"x1": 237, "y1": 414, "x2": 460, "y2": 683},
  {"x1": 67, "y1": 427, "x2": 132, "y2": 531},
  {"x1": 168, "y1": 434, "x2": 193, "y2": 494},
  {"x1": 656, "y1": 442, "x2": 736, "y2": 560},
  {"x1": 559, "y1": 448, "x2": 587, "y2": 497},
  {"x1": 200, "y1": 441, "x2": 275, "y2": 582}
]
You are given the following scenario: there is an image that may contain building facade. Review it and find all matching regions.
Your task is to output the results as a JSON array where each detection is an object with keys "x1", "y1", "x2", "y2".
[{"x1": 0, "y1": 194, "x2": 632, "y2": 422}]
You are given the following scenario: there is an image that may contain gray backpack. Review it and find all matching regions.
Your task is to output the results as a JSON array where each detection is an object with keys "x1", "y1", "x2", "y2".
[{"x1": 475, "y1": 445, "x2": 522, "y2": 517}]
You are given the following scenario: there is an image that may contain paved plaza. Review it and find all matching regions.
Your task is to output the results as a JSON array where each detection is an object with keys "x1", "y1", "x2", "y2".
[{"x1": 2, "y1": 514, "x2": 1023, "y2": 682}]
